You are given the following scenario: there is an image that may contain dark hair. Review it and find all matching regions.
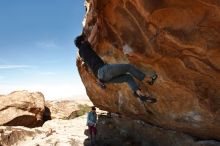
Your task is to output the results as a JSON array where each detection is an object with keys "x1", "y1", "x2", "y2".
[
  {"x1": 92, "y1": 106, "x2": 96, "y2": 110},
  {"x1": 74, "y1": 35, "x2": 85, "y2": 48}
]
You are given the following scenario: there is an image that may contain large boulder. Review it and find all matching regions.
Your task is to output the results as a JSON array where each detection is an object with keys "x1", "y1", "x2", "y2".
[
  {"x1": 0, "y1": 91, "x2": 45, "y2": 127},
  {"x1": 0, "y1": 100, "x2": 93, "y2": 146},
  {"x1": 77, "y1": 0, "x2": 220, "y2": 140}
]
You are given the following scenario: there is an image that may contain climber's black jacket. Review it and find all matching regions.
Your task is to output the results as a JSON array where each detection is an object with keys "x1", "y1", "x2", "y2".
[{"x1": 78, "y1": 41, "x2": 105, "y2": 76}]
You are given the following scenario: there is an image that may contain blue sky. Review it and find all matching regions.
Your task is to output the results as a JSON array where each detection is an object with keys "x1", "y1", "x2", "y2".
[{"x1": 0, "y1": 0, "x2": 87, "y2": 99}]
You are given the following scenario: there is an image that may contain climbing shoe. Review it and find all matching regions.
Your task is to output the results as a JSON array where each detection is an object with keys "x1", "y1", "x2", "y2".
[
  {"x1": 139, "y1": 95, "x2": 157, "y2": 103},
  {"x1": 97, "y1": 80, "x2": 106, "y2": 89},
  {"x1": 145, "y1": 96, "x2": 157, "y2": 103},
  {"x1": 148, "y1": 74, "x2": 158, "y2": 85},
  {"x1": 134, "y1": 92, "x2": 157, "y2": 103}
]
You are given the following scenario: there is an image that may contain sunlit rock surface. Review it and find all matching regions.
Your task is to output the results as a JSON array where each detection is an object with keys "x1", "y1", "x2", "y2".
[
  {"x1": 0, "y1": 116, "x2": 87, "y2": 146},
  {"x1": 0, "y1": 91, "x2": 45, "y2": 127},
  {"x1": 77, "y1": 0, "x2": 220, "y2": 139},
  {"x1": 0, "y1": 100, "x2": 93, "y2": 146}
]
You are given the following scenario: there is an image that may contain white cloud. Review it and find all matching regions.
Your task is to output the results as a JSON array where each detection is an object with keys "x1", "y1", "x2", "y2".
[
  {"x1": 0, "y1": 82, "x2": 88, "y2": 100},
  {"x1": 0, "y1": 65, "x2": 30, "y2": 69},
  {"x1": 38, "y1": 71, "x2": 56, "y2": 76},
  {"x1": 36, "y1": 41, "x2": 58, "y2": 50}
]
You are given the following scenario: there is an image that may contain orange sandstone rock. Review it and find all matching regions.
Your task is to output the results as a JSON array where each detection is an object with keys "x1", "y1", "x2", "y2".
[{"x1": 77, "y1": 0, "x2": 220, "y2": 139}]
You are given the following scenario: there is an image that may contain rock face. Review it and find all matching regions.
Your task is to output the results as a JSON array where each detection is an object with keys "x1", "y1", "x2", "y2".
[
  {"x1": 0, "y1": 91, "x2": 45, "y2": 127},
  {"x1": 94, "y1": 114, "x2": 220, "y2": 146},
  {"x1": 77, "y1": 0, "x2": 220, "y2": 140}
]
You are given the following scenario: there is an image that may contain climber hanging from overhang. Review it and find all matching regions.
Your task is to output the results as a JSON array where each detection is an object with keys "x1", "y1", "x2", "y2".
[{"x1": 74, "y1": 34, "x2": 157, "y2": 103}]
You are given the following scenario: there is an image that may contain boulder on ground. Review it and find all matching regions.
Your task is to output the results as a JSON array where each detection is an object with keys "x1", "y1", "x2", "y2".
[{"x1": 0, "y1": 90, "x2": 45, "y2": 127}]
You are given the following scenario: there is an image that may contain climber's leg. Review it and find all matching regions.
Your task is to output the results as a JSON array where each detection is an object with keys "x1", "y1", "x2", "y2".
[
  {"x1": 92, "y1": 126, "x2": 97, "y2": 145},
  {"x1": 105, "y1": 74, "x2": 139, "y2": 91},
  {"x1": 143, "y1": 70, "x2": 158, "y2": 85},
  {"x1": 105, "y1": 74, "x2": 157, "y2": 103},
  {"x1": 98, "y1": 64, "x2": 158, "y2": 85},
  {"x1": 98, "y1": 64, "x2": 145, "y2": 81},
  {"x1": 88, "y1": 126, "x2": 93, "y2": 145}
]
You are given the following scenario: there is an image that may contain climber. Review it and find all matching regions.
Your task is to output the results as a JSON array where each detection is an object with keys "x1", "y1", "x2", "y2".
[
  {"x1": 74, "y1": 34, "x2": 157, "y2": 103},
  {"x1": 87, "y1": 106, "x2": 97, "y2": 145}
]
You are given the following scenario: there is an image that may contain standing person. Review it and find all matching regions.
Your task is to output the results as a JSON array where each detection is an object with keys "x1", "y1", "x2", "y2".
[
  {"x1": 87, "y1": 106, "x2": 97, "y2": 145},
  {"x1": 74, "y1": 34, "x2": 157, "y2": 103}
]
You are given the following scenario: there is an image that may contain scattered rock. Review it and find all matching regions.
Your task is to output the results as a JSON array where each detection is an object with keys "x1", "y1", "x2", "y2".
[
  {"x1": 0, "y1": 115, "x2": 88, "y2": 146},
  {"x1": 0, "y1": 126, "x2": 44, "y2": 146}
]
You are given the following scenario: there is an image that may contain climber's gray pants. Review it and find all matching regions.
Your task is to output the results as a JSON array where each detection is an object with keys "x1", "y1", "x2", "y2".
[{"x1": 97, "y1": 64, "x2": 154, "y2": 92}]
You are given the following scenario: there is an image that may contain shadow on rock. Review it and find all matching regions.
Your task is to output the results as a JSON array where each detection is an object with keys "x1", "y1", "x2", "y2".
[
  {"x1": 43, "y1": 106, "x2": 51, "y2": 122},
  {"x1": 83, "y1": 113, "x2": 220, "y2": 146},
  {"x1": 83, "y1": 114, "x2": 144, "y2": 146}
]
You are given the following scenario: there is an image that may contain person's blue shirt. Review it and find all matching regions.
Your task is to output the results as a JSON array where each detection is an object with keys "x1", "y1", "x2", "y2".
[{"x1": 87, "y1": 111, "x2": 97, "y2": 126}]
